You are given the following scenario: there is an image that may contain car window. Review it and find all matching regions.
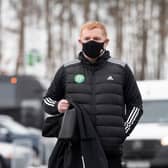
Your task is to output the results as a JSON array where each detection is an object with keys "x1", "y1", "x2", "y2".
[
  {"x1": 0, "y1": 119, "x2": 28, "y2": 134},
  {"x1": 140, "y1": 100, "x2": 168, "y2": 123},
  {"x1": 0, "y1": 83, "x2": 16, "y2": 107}
]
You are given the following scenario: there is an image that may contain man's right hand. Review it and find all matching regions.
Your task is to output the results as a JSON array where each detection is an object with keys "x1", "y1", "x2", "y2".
[{"x1": 57, "y1": 99, "x2": 70, "y2": 113}]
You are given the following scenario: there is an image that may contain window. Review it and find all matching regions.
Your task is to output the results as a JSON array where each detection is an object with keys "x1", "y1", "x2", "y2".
[
  {"x1": 140, "y1": 100, "x2": 168, "y2": 123},
  {"x1": 0, "y1": 83, "x2": 16, "y2": 107}
]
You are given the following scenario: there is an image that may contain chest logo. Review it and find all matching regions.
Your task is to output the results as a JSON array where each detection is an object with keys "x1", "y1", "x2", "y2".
[
  {"x1": 74, "y1": 74, "x2": 85, "y2": 84},
  {"x1": 107, "y1": 75, "x2": 114, "y2": 80}
]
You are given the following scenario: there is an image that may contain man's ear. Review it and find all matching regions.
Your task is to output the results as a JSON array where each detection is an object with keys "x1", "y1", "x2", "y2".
[
  {"x1": 78, "y1": 39, "x2": 83, "y2": 47},
  {"x1": 104, "y1": 38, "x2": 109, "y2": 48},
  {"x1": 78, "y1": 39, "x2": 82, "y2": 44}
]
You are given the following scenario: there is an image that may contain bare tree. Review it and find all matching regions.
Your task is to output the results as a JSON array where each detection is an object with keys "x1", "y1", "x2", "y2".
[
  {"x1": 45, "y1": 0, "x2": 69, "y2": 76},
  {"x1": 157, "y1": 0, "x2": 167, "y2": 79},
  {"x1": 108, "y1": 0, "x2": 123, "y2": 59},
  {"x1": 66, "y1": 0, "x2": 73, "y2": 38},
  {"x1": 125, "y1": 0, "x2": 131, "y2": 17},
  {"x1": 140, "y1": 17, "x2": 148, "y2": 80},
  {"x1": 83, "y1": 0, "x2": 90, "y2": 21},
  {"x1": 25, "y1": 0, "x2": 43, "y2": 26},
  {"x1": 115, "y1": 0, "x2": 123, "y2": 59},
  {"x1": 15, "y1": 0, "x2": 26, "y2": 74},
  {"x1": 133, "y1": 0, "x2": 148, "y2": 80},
  {"x1": 7, "y1": 0, "x2": 44, "y2": 74},
  {"x1": 95, "y1": 0, "x2": 100, "y2": 21},
  {"x1": 58, "y1": 0, "x2": 65, "y2": 63},
  {"x1": 45, "y1": 0, "x2": 53, "y2": 76},
  {"x1": 0, "y1": 0, "x2": 2, "y2": 66},
  {"x1": 2, "y1": 0, "x2": 167, "y2": 79}
]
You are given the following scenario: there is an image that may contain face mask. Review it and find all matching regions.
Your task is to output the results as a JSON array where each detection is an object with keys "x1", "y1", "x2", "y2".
[{"x1": 82, "y1": 40, "x2": 104, "y2": 58}]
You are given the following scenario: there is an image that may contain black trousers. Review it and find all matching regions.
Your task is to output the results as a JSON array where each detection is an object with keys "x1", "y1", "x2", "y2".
[
  {"x1": 70, "y1": 141, "x2": 123, "y2": 168},
  {"x1": 106, "y1": 153, "x2": 123, "y2": 168}
]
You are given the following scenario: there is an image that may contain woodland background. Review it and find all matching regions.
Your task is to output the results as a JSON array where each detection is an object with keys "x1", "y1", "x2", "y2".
[{"x1": 0, "y1": 0, "x2": 168, "y2": 80}]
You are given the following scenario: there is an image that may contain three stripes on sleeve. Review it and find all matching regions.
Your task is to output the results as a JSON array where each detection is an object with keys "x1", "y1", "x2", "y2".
[
  {"x1": 43, "y1": 97, "x2": 57, "y2": 107},
  {"x1": 124, "y1": 106, "x2": 140, "y2": 134}
]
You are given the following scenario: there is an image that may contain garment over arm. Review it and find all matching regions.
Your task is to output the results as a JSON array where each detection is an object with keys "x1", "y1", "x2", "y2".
[
  {"x1": 42, "y1": 66, "x2": 65, "y2": 114},
  {"x1": 123, "y1": 64, "x2": 143, "y2": 136}
]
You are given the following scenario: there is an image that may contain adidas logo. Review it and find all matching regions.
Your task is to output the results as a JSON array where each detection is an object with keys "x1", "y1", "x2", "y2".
[{"x1": 107, "y1": 76, "x2": 114, "y2": 80}]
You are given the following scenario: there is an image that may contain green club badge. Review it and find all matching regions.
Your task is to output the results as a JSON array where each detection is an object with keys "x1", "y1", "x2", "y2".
[{"x1": 74, "y1": 74, "x2": 85, "y2": 84}]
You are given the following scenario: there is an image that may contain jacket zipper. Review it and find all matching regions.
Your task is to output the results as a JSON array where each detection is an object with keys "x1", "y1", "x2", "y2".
[{"x1": 91, "y1": 67, "x2": 96, "y2": 121}]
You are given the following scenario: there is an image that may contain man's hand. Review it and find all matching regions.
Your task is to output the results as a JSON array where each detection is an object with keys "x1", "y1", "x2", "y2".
[{"x1": 57, "y1": 99, "x2": 70, "y2": 113}]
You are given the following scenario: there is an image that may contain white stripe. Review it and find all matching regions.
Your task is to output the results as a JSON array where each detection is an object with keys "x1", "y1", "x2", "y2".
[
  {"x1": 125, "y1": 109, "x2": 140, "y2": 133},
  {"x1": 64, "y1": 59, "x2": 80, "y2": 67},
  {"x1": 130, "y1": 109, "x2": 139, "y2": 125},
  {"x1": 125, "y1": 108, "x2": 139, "y2": 129},
  {"x1": 44, "y1": 113, "x2": 61, "y2": 119},
  {"x1": 125, "y1": 107, "x2": 139, "y2": 131},
  {"x1": 48, "y1": 97, "x2": 56, "y2": 103},
  {"x1": 81, "y1": 155, "x2": 86, "y2": 168},
  {"x1": 126, "y1": 122, "x2": 132, "y2": 133},
  {"x1": 44, "y1": 98, "x2": 55, "y2": 106},
  {"x1": 128, "y1": 108, "x2": 139, "y2": 124},
  {"x1": 44, "y1": 99, "x2": 55, "y2": 107},
  {"x1": 125, "y1": 123, "x2": 130, "y2": 132},
  {"x1": 130, "y1": 110, "x2": 139, "y2": 125},
  {"x1": 125, "y1": 127, "x2": 130, "y2": 134},
  {"x1": 45, "y1": 98, "x2": 56, "y2": 107},
  {"x1": 126, "y1": 107, "x2": 136, "y2": 123},
  {"x1": 45, "y1": 97, "x2": 56, "y2": 105}
]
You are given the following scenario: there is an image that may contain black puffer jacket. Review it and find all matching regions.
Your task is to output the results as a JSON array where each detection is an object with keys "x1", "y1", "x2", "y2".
[{"x1": 43, "y1": 51, "x2": 143, "y2": 154}]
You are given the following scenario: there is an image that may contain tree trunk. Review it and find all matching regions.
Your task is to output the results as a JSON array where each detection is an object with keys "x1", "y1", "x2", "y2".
[
  {"x1": 83, "y1": 0, "x2": 90, "y2": 21},
  {"x1": 157, "y1": 0, "x2": 166, "y2": 79},
  {"x1": 140, "y1": 19, "x2": 148, "y2": 80},
  {"x1": 0, "y1": 0, "x2": 2, "y2": 66},
  {"x1": 125, "y1": 0, "x2": 131, "y2": 17},
  {"x1": 58, "y1": 1, "x2": 65, "y2": 63},
  {"x1": 67, "y1": 0, "x2": 73, "y2": 38},
  {"x1": 45, "y1": 0, "x2": 53, "y2": 77},
  {"x1": 95, "y1": 0, "x2": 100, "y2": 21},
  {"x1": 115, "y1": 0, "x2": 123, "y2": 59},
  {"x1": 15, "y1": 0, "x2": 26, "y2": 74},
  {"x1": 64, "y1": 0, "x2": 73, "y2": 61},
  {"x1": 139, "y1": 0, "x2": 148, "y2": 80}
]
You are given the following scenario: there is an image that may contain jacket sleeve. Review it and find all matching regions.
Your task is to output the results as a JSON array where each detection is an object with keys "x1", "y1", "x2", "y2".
[
  {"x1": 123, "y1": 64, "x2": 143, "y2": 136},
  {"x1": 42, "y1": 65, "x2": 65, "y2": 115}
]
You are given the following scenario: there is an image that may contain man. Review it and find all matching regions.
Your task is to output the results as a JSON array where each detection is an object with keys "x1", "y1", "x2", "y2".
[{"x1": 43, "y1": 21, "x2": 143, "y2": 168}]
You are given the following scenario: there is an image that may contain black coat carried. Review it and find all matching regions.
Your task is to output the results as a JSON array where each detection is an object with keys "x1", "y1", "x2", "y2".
[{"x1": 43, "y1": 102, "x2": 108, "y2": 168}]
